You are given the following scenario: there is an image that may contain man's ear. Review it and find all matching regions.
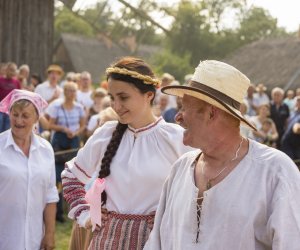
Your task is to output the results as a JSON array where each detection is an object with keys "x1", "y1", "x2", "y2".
[{"x1": 209, "y1": 106, "x2": 218, "y2": 120}]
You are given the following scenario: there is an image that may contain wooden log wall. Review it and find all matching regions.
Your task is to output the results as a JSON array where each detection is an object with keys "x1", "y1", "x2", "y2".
[{"x1": 0, "y1": 0, "x2": 54, "y2": 79}]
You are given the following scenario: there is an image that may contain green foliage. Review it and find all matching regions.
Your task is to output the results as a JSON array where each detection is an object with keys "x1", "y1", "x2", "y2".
[
  {"x1": 81, "y1": 2, "x2": 114, "y2": 33},
  {"x1": 207, "y1": 30, "x2": 241, "y2": 59},
  {"x1": 238, "y1": 7, "x2": 286, "y2": 44},
  {"x1": 167, "y1": 1, "x2": 213, "y2": 66},
  {"x1": 54, "y1": 6, "x2": 95, "y2": 41},
  {"x1": 151, "y1": 49, "x2": 194, "y2": 83},
  {"x1": 204, "y1": 0, "x2": 246, "y2": 32},
  {"x1": 55, "y1": 217, "x2": 73, "y2": 250},
  {"x1": 54, "y1": 0, "x2": 290, "y2": 81},
  {"x1": 163, "y1": 0, "x2": 289, "y2": 69}
]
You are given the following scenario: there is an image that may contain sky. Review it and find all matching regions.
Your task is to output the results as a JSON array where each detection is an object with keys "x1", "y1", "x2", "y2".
[
  {"x1": 73, "y1": 0, "x2": 300, "y2": 32},
  {"x1": 248, "y1": 0, "x2": 300, "y2": 32}
]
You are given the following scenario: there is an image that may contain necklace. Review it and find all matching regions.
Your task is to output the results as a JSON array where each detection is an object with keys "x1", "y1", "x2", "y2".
[{"x1": 201, "y1": 137, "x2": 244, "y2": 190}]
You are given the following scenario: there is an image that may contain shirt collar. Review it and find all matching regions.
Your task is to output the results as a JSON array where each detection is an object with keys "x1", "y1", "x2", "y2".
[
  {"x1": 4, "y1": 129, "x2": 46, "y2": 151},
  {"x1": 127, "y1": 116, "x2": 164, "y2": 136}
]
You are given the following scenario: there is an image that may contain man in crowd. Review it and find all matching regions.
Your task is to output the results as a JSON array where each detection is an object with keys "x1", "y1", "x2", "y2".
[
  {"x1": 270, "y1": 87, "x2": 290, "y2": 149},
  {"x1": 35, "y1": 64, "x2": 64, "y2": 104}
]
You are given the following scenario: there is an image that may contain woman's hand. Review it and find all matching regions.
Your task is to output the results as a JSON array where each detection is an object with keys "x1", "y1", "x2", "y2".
[
  {"x1": 85, "y1": 218, "x2": 92, "y2": 229},
  {"x1": 40, "y1": 232, "x2": 55, "y2": 250}
]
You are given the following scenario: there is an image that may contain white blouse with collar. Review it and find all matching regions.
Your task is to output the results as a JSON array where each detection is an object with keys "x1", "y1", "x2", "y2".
[
  {"x1": 62, "y1": 118, "x2": 192, "y2": 225},
  {"x1": 0, "y1": 129, "x2": 59, "y2": 250}
]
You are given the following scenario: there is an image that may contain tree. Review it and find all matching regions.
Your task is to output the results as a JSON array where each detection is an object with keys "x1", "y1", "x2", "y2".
[
  {"x1": 204, "y1": 0, "x2": 246, "y2": 32},
  {"x1": 54, "y1": 6, "x2": 95, "y2": 41},
  {"x1": 151, "y1": 49, "x2": 193, "y2": 83},
  {"x1": 238, "y1": 7, "x2": 286, "y2": 44},
  {"x1": 167, "y1": 1, "x2": 213, "y2": 66}
]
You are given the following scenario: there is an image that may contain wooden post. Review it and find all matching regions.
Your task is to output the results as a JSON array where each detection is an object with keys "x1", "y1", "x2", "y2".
[{"x1": 0, "y1": 0, "x2": 54, "y2": 79}]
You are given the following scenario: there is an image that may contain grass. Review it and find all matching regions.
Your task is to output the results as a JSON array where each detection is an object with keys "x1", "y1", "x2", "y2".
[{"x1": 55, "y1": 216, "x2": 73, "y2": 250}]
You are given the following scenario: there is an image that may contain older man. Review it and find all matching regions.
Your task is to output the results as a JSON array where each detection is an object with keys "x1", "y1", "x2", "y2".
[
  {"x1": 270, "y1": 87, "x2": 290, "y2": 149},
  {"x1": 145, "y1": 60, "x2": 300, "y2": 250},
  {"x1": 76, "y1": 71, "x2": 94, "y2": 111}
]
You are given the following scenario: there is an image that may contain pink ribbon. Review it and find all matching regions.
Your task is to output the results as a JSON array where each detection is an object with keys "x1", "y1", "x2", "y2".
[{"x1": 85, "y1": 178, "x2": 105, "y2": 231}]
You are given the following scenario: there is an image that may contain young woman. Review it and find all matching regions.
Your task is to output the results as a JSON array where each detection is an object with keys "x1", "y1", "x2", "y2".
[{"x1": 62, "y1": 57, "x2": 192, "y2": 249}]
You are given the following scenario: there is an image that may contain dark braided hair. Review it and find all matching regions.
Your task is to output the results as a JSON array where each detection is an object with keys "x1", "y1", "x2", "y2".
[
  {"x1": 99, "y1": 122, "x2": 127, "y2": 205},
  {"x1": 99, "y1": 57, "x2": 157, "y2": 205}
]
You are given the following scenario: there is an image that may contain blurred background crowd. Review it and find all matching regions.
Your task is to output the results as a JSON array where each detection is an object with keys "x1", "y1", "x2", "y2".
[{"x1": 1, "y1": 60, "x2": 300, "y2": 224}]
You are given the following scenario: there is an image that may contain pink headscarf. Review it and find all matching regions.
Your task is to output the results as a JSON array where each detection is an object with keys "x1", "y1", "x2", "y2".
[{"x1": 0, "y1": 89, "x2": 48, "y2": 116}]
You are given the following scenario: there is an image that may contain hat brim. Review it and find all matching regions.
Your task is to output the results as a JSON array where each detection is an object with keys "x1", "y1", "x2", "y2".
[
  {"x1": 47, "y1": 69, "x2": 64, "y2": 75},
  {"x1": 256, "y1": 87, "x2": 267, "y2": 92},
  {"x1": 162, "y1": 85, "x2": 256, "y2": 130}
]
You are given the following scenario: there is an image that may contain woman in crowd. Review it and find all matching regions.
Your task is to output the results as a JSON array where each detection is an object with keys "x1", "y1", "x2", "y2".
[
  {"x1": 249, "y1": 104, "x2": 278, "y2": 144},
  {"x1": 62, "y1": 57, "x2": 192, "y2": 249},
  {"x1": 0, "y1": 89, "x2": 58, "y2": 250},
  {"x1": 83, "y1": 87, "x2": 108, "y2": 141},
  {"x1": 48, "y1": 81, "x2": 86, "y2": 222},
  {"x1": 86, "y1": 95, "x2": 112, "y2": 138}
]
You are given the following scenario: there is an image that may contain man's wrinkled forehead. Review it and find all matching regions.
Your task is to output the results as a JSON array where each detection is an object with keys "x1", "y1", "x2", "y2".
[{"x1": 182, "y1": 94, "x2": 209, "y2": 111}]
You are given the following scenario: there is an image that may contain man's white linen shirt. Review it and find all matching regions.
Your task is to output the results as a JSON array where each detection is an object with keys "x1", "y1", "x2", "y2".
[
  {"x1": 76, "y1": 90, "x2": 94, "y2": 109},
  {"x1": 145, "y1": 140, "x2": 300, "y2": 250},
  {"x1": 0, "y1": 130, "x2": 59, "y2": 250},
  {"x1": 35, "y1": 80, "x2": 63, "y2": 103}
]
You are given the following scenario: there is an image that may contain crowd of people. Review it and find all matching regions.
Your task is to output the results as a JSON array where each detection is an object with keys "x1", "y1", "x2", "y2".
[
  {"x1": 0, "y1": 58, "x2": 300, "y2": 250},
  {"x1": 241, "y1": 83, "x2": 300, "y2": 161}
]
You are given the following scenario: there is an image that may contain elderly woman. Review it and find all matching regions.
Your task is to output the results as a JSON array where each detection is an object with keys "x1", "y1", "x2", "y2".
[
  {"x1": 48, "y1": 81, "x2": 86, "y2": 222},
  {"x1": 0, "y1": 89, "x2": 59, "y2": 250}
]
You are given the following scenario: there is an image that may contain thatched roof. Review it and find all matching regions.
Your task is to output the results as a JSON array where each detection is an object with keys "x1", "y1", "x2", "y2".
[
  {"x1": 223, "y1": 37, "x2": 300, "y2": 91},
  {"x1": 53, "y1": 33, "x2": 160, "y2": 82}
]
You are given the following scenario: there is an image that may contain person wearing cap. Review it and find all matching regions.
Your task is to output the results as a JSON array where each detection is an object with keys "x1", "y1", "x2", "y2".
[
  {"x1": 144, "y1": 60, "x2": 300, "y2": 250},
  {"x1": 61, "y1": 57, "x2": 192, "y2": 249},
  {"x1": 253, "y1": 83, "x2": 270, "y2": 107},
  {"x1": 35, "y1": 64, "x2": 64, "y2": 104},
  {"x1": 0, "y1": 89, "x2": 59, "y2": 250}
]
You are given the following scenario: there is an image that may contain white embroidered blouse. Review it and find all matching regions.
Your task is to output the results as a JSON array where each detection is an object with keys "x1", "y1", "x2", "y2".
[{"x1": 62, "y1": 118, "x2": 192, "y2": 226}]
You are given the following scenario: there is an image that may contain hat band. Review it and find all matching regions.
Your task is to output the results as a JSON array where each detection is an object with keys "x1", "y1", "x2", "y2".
[{"x1": 189, "y1": 81, "x2": 240, "y2": 110}]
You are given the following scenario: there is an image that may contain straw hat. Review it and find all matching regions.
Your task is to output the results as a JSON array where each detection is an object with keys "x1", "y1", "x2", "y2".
[
  {"x1": 256, "y1": 83, "x2": 267, "y2": 92},
  {"x1": 162, "y1": 73, "x2": 174, "y2": 81},
  {"x1": 46, "y1": 64, "x2": 64, "y2": 76},
  {"x1": 162, "y1": 60, "x2": 256, "y2": 130}
]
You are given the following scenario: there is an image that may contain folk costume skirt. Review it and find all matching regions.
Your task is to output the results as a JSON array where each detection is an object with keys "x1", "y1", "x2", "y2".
[{"x1": 88, "y1": 210, "x2": 155, "y2": 250}]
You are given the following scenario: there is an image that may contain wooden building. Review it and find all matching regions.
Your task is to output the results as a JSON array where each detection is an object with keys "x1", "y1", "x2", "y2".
[
  {"x1": 224, "y1": 37, "x2": 300, "y2": 91},
  {"x1": 53, "y1": 33, "x2": 160, "y2": 82}
]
